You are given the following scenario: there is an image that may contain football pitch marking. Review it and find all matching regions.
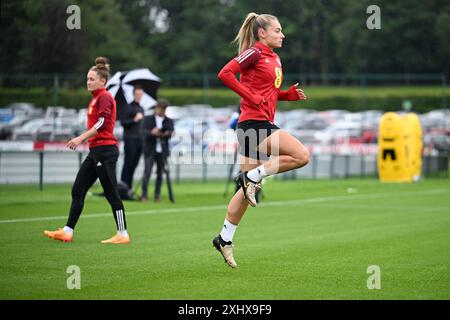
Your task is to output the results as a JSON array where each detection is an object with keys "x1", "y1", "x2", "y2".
[{"x1": 0, "y1": 188, "x2": 448, "y2": 224}]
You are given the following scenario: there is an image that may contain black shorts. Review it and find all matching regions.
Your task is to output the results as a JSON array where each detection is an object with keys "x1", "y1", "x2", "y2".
[{"x1": 236, "y1": 120, "x2": 280, "y2": 160}]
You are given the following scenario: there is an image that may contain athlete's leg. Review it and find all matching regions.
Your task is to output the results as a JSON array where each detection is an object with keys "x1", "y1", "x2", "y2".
[
  {"x1": 141, "y1": 154, "x2": 155, "y2": 200},
  {"x1": 95, "y1": 147, "x2": 130, "y2": 245},
  {"x1": 213, "y1": 155, "x2": 262, "y2": 268},
  {"x1": 128, "y1": 139, "x2": 143, "y2": 189},
  {"x1": 251, "y1": 129, "x2": 310, "y2": 179},
  {"x1": 154, "y1": 153, "x2": 164, "y2": 201},
  {"x1": 99, "y1": 156, "x2": 131, "y2": 244},
  {"x1": 67, "y1": 155, "x2": 98, "y2": 229},
  {"x1": 240, "y1": 130, "x2": 309, "y2": 207},
  {"x1": 226, "y1": 156, "x2": 261, "y2": 225},
  {"x1": 44, "y1": 155, "x2": 97, "y2": 242}
]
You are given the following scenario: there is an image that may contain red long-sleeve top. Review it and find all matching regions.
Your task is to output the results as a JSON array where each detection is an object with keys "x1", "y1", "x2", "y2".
[
  {"x1": 218, "y1": 41, "x2": 299, "y2": 123},
  {"x1": 87, "y1": 87, "x2": 117, "y2": 148}
]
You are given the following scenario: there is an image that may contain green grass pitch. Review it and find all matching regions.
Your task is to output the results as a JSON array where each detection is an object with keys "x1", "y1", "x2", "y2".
[{"x1": 0, "y1": 178, "x2": 449, "y2": 299}]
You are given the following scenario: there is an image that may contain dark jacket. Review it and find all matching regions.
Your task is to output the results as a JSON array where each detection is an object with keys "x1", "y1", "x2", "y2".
[
  {"x1": 120, "y1": 101, "x2": 144, "y2": 139},
  {"x1": 141, "y1": 114, "x2": 174, "y2": 157}
]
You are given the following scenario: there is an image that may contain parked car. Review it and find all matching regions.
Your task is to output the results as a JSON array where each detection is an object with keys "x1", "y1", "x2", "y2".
[
  {"x1": 284, "y1": 115, "x2": 330, "y2": 145},
  {"x1": 0, "y1": 103, "x2": 44, "y2": 140},
  {"x1": 314, "y1": 121, "x2": 363, "y2": 145},
  {"x1": 12, "y1": 118, "x2": 48, "y2": 140},
  {"x1": 13, "y1": 117, "x2": 78, "y2": 141},
  {"x1": 172, "y1": 116, "x2": 226, "y2": 147},
  {"x1": 424, "y1": 128, "x2": 450, "y2": 154},
  {"x1": 0, "y1": 113, "x2": 32, "y2": 140},
  {"x1": 7, "y1": 102, "x2": 43, "y2": 118}
]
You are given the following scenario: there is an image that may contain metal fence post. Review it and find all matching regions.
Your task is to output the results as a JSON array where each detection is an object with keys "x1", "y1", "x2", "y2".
[
  {"x1": 202, "y1": 157, "x2": 207, "y2": 183},
  {"x1": 39, "y1": 151, "x2": 44, "y2": 191},
  {"x1": 345, "y1": 154, "x2": 350, "y2": 178},
  {"x1": 311, "y1": 154, "x2": 317, "y2": 179},
  {"x1": 374, "y1": 154, "x2": 378, "y2": 178},
  {"x1": 426, "y1": 155, "x2": 432, "y2": 178},
  {"x1": 329, "y1": 154, "x2": 335, "y2": 178},
  {"x1": 359, "y1": 154, "x2": 364, "y2": 178},
  {"x1": 445, "y1": 155, "x2": 449, "y2": 179},
  {"x1": 291, "y1": 168, "x2": 297, "y2": 180}
]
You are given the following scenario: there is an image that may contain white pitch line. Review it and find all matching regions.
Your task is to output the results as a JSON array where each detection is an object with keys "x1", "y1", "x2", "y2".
[{"x1": 0, "y1": 189, "x2": 448, "y2": 224}]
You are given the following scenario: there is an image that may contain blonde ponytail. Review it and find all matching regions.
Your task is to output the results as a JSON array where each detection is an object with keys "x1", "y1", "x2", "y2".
[{"x1": 233, "y1": 12, "x2": 278, "y2": 54}]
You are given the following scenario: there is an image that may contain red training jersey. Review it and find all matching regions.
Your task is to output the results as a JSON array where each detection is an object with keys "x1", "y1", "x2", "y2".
[
  {"x1": 86, "y1": 87, "x2": 118, "y2": 148},
  {"x1": 218, "y1": 41, "x2": 300, "y2": 123}
]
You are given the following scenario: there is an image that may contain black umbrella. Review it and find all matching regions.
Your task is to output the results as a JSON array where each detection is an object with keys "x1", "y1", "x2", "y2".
[{"x1": 106, "y1": 68, "x2": 162, "y2": 118}]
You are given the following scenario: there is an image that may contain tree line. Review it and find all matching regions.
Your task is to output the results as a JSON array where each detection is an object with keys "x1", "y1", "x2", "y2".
[{"x1": 1, "y1": 0, "x2": 449, "y2": 81}]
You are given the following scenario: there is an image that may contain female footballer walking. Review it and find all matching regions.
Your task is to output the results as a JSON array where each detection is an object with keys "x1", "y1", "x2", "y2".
[
  {"x1": 213, "y1": 13, "x2": 309, "y2": 267},
  {"x1": 44, "y1": 57, "x2": 130, "y2": 244}
]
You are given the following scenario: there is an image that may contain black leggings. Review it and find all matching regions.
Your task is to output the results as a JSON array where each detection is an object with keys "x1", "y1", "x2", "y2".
[{"x1": 66, "y1": 145, "x2": 126, "y2": 231}]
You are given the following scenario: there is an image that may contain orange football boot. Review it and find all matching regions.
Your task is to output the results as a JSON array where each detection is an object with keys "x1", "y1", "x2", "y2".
[
  {"x1": 100, "y1": 234, "x2": 131, "y2": 244},
  {"x1": 44, "y1": 228, "x2": 73, "y2": 242}
]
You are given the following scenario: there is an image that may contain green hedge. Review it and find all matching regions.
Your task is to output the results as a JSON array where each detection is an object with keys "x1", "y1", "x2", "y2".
[
  {"x1": 0, "y1": 86, "x2": 448, "y2": 113},
  {"x1": 0, "y1": 88, "x2": 91, "y2": 109}
]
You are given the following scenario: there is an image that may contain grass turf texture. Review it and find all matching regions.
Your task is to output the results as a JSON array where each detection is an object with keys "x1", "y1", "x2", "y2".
[{"x1": 0, "y1": 178, "x2": 449, "y2": 299}]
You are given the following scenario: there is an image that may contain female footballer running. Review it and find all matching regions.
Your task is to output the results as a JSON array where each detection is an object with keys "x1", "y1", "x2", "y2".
[
  {"x1": 44, "y1": 57, "x2": 130, "y2": 244},
  {"x1": 213, "y1": 13, "x2": 309, "y2": 267}
]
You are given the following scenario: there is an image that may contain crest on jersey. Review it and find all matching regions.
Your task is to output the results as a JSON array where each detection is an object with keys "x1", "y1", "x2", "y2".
[
  {"x1": 88, "y1": 99, "x2": 96, "y2": 115},
  {"x1": 274, "y1": 67, "x2": 282, "y2": 88}
]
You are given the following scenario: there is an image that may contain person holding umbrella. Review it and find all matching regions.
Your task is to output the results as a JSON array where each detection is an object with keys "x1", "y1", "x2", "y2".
[
  {"x1": 120, "y1": 85, "x2": 144, "y2": 190},
  {"x1": 106, "y1": 68, "x2": 161, "y2": 200},
  {"x1": 106, "y1": 68, "x2": 162, "y2": 117},
  {"x1": 141, "y1": 99, "x2": 175, "y2": 203},
  {"x1": 44, "y1": 57, "x2": 131, "y2": 244}
]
